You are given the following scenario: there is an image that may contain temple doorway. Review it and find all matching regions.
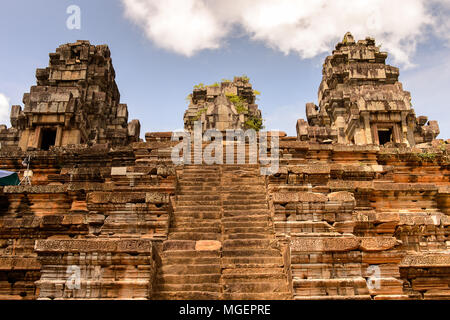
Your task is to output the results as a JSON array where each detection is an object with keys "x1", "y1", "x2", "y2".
[
  {"x1": 378, "y1": 128, "x2": 392, "y2": 145},
  {"x1": 40, "y1": 128, "x2": 57, "y2": 150}
]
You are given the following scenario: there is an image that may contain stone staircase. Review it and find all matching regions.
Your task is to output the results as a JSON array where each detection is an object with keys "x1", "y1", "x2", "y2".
[
  {"x1": 220, "y1": 165, "x2": 291, "y2": 299},
  {"x1": 153, "y1": 164, "x2": 292, "y2": 299}
]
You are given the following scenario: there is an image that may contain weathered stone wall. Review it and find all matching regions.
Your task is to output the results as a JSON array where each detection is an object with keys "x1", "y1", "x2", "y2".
[
  {"x1": 0, "y1": 137, "x2": 449, "y2": 300},
  {"x1": 0, "y1": 142, "x2": 176, "y2": 299},
  {"x1": 35, "y1": 239, "x2": 159, "y2": 299},
  {"x1": 268, "y1": 140, "x2": 450, "y2": 299}
]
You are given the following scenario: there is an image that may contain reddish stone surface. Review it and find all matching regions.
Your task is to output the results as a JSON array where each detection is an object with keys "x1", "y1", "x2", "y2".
[{"x1": 0, "y1": 36, "x2": 448, "y2": 300}]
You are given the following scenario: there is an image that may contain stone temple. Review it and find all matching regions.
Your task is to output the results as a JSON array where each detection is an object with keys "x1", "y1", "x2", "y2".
[
  {"x1": 0, "y1": 34, "x2": 449, "y2": 300},
  {"x1": 297, "y1": 33, "x2": 439, "y2": 146}
]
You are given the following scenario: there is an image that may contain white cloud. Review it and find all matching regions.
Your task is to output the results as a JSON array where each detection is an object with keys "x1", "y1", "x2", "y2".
[
  {"x1": 122, "y1": 0, "x2": 229, "y2": 56},
  {"x1": 121, "y1": 0, "x2": 450, "y2": 67},
  {"x1": 0, "y1": 93, "x2": 10, "y2": 125}
]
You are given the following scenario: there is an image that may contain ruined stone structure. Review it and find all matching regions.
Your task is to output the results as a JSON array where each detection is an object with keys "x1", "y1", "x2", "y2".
[
  {"x1": 297, "y1": 33, "x2": 439, "y2": 146},
  {"x1": 0, "y1": 41, "x2": 140, "y2": 151},
  {"x1": 183, "y1": 77, "x2": 263, "y2": 132},
  {"x1": 0, "y1": 37, "x2": 449, "y2": 300}
]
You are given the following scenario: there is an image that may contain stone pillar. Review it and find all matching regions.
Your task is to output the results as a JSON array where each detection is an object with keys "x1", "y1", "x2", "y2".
[
  {"x1": 400, "y1": 112, "x2": 409, "y2": 145},
  {"x1": 31, "y1": 127, "x2": 42, "y2": 150},
  {"x1": 362, "y1": 112, "x2": 373, "y2": 144},
  {"x1": 55, "y1": 126, "x2": 63, "y2": 147}
]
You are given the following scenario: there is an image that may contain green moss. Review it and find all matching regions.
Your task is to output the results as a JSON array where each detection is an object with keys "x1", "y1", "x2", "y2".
[
  {"x1": 192, "y1": 107, "x2": 208, "y2": 121},
  {"x1": 210, "y1": 82, "x2": 220, "y2": 87},
  {"x1": 244, "y1": 116, "x2": 264, "y2": 131},
  {"x1": 417, "y1": 152, "x2": 438, "y2": 162},
  {"x1": 226, "y1": 93, "x2": 248, "y2": 114},
  {"x1": 253, "y1": 90, "x2": 261, "y2": 96},
  {"x1": 235, "y1": 105, "x2": 248, "y2": 114},
  {"x1": 194, "y1": 83, "x2": 205, "y2": 89}
]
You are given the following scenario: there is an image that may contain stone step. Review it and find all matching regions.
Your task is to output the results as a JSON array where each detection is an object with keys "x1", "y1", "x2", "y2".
[
  {"x1": 161, "y1": 257, "x2": 221, "y2": 265},
  {"x1": 152, "y1": 291, "x2": 221, "y2": 300},
  {"x1": 156, "y1": 273, "x2": 221, "y2": 284},
  {"x1": 294, "y1": 295, "x2": 372, "y2": 300},
  {"x1": 182, "y1": 165, "x2": 219, "y2": 170},
  {"x1": 223, "y1": 210, "x2": 270, "y2": 217},
  {"x1": 179, "y1": 173, "x2": 220, "y2": 177},
  {"x1": 177, "y1": 191, "x2": 224, "y2": 196},
  {"x1": 224, "y1": 233, "x2": 271, "y2": 240},
  {"x1": 170, "y1": 220, "x2": 221, "y2": 228},
  {"x1": 160, "y1": 264, "x2": 221, "y2": 275},
  {"x1": 221, "y1": 256, "x2": 284, "y2": 267},
  {"x1": 163, "y1": 250, "x2": 221, "y2": 258},
  {"x1": 221, "y1": 269, "x2": 287, "y2": 280},
  {"x1": 222, "y1": 249, "x2": 282, "y2": 257},
  {"x1": 223, "y1": 239, "x2": 271, "y2": 249},
  {"x1": 168, "y1": 232, "x2": 221, "y2": 241},
  {"x1": 178, "y1": 186, "x2": 221, "y2": 192},
  {"x1": 222, "y1": 267, "x2": 286, "y2": 275},
  {"x1": 224, "y1": 226, "x2": 270, "y2": 233},
  {"x1": 178, "y1": 182, "x2": 220, "y2": 187},
  {"x1": 175, "y1": 206, "x2": 221, "y2": 212},
  {"x1": 155, "y1": 283, "x2": 221, "y2": 292},
  {"x1": 222, "y1": 216, "x2": 269, "y2": 223},
  {"x1": 222, "y1": 200, "x2": 266, "y2": 205},
  {"x1": 178, "y1": 177, "x2": 220, "y2": 181},
  {"x1": 221, "y1": 292, "x2": 291, "y2": 300},
  {"x1": 222, "y1": 193, "x2": 267, "y2": 199},
  {"x1": 169, "y1": 226, "x2": 221, "y2": 233},
  {"x1": 222, "y1": 164, "x2": 260, "y2": 170},
  {"x1": 223, "y1": 281, "x2": 289, "y2": 294},
  {"x1": 172, "y1": 211, "x2": 222, "y2": 219},
  {"x1": 177, "y1": 195, "x2": 220, "y2": 201},
  {"x1": 222, "y1": 204, "x2": 268, "y2": 210},
  {"x1": 176, "y1": 200, "x2": 221, "y2": 206},
  {"x1": 222, "y1": 174, "x2": 264, "y2": 179},
  {"x1": 179, "y1": 170, "x2": 219, "y2": 175},
  {"x1": 221, "y1": 186, "x2": 265, "y2": 192}
]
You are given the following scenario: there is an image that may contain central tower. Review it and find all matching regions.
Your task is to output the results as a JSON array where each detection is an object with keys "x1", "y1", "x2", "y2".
[{"x1": 183, "y1": 76, "x2": 263, "y2": 132}]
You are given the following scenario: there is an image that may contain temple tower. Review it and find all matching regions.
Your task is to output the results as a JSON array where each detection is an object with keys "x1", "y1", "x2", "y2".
[
  {"x1": 297, "y1": 32, "x2": 439, "y2": 146},
  {"x1": 183, "y1": 76, "x2": 263, "y2": 133},
  {"x1": 1, "y1": 40, "x2": 140, "y2": 151}
]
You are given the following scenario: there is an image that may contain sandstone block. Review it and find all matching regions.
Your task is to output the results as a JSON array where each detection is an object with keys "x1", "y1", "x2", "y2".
[
  {"x1": 290, "y1": 236, "x2": 360, "y2": 252},
  {"x1": 195, "y1": 240, "x2": 221, "y2": 251}
]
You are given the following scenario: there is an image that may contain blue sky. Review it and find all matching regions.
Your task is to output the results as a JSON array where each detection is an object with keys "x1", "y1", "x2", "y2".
[{"x1": 1, "y1": 0, "x2": 450, "y2": 138}]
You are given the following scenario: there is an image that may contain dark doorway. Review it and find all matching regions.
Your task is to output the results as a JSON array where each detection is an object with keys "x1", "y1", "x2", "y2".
[
  {"x1": 40, "y1": 128, "x2": 57, "y2": 151},
  {"x1": 378, "y1": 128, "x2": 392, "y2": 145}
]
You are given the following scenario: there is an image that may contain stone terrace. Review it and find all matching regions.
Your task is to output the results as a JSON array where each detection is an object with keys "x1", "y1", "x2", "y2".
[
  {"x1": 0, "y1": 36, "x2": 449, "y2": 300},
  {"x1": 0, "y1": 138, "x2": 449, "y2": 299}
]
